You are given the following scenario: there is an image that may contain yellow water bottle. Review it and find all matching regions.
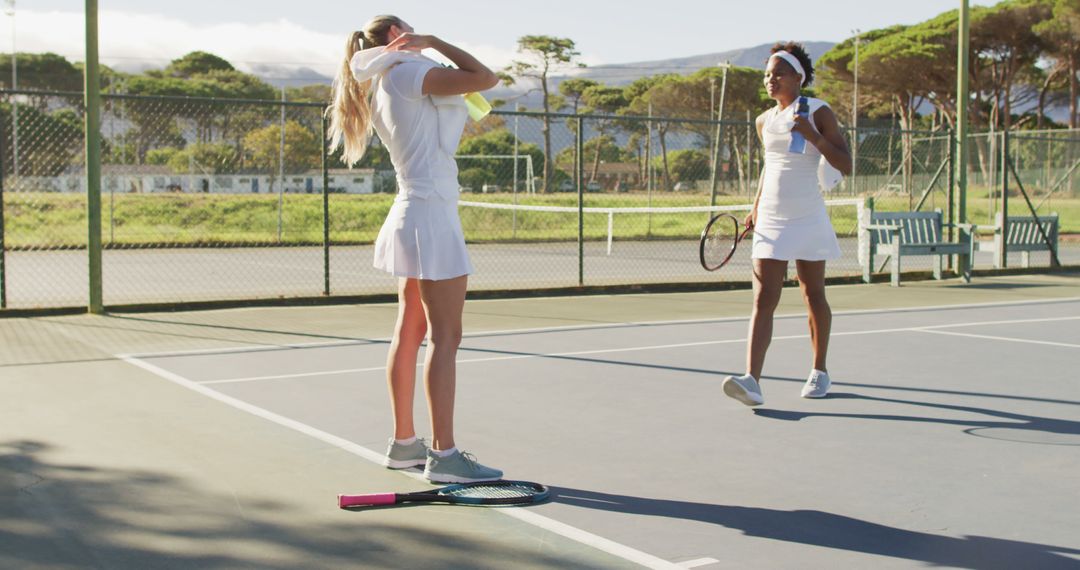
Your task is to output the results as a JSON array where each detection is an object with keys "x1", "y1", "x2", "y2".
[{"x1": 464, "y1": 92, "x2": 492, "y2": 121}]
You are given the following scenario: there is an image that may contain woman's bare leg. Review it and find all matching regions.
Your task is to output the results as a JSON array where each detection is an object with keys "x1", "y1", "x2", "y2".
[
  {"x1": 746, "y1": 259, "x2": 789, "y2": 380},
  {"x1": 417, "y1": 275, "x2": 468, "y2": 451},
  {"x1": 385, "y1": 278, "x2": 427, "y2": 440},
  {"x1": 796, "y1": 260, "x2": 830, "y2": 372}
]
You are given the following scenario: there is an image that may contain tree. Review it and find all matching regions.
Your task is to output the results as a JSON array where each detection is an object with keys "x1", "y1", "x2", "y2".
[
  {"x1": 817, "y1": 26, "x2": 908, "y2": 123},
  {"x1": 504, "y1": 36, "x2": 585, "y2": 192},
  {"x1": 163, "y1": 51, "x2": 236, "y2": 78},
  {"x1": 1035, "y1": 0, "x2": 1080, "y2": 128},
  {"x1": 456, "y1": 128, "x2": 543, "y2": 189},
  {"x1": 655, "y1": 149, "x2": 710, "y2": 184},
  {"x1": 166, "y1": 143, "x2": 241, "y2": 175},
  {"x1": 625, "y1": 75, "x2": 704, "y2": 191},
  {"x1": 0, "y1": 103, "x2": 82, "y2": 177},
  {"x1": 559, "y1": 78, "x2": 597, "y2": 114},
  {"x1": 0, "y1": 52, "x2": 82, "y2": 94},
  {"x1": 556, "y1": 135, "x2": 628, "y2": 167},
  {"x1": 243, "y1": 120, "x2": 321, "y2": 176},
  {"x1": 581, "y1": 85, "x2": 628, "y2": 183},
  {"x1": 972, "y1": 0, "x2": 1053, "y2": 130}
]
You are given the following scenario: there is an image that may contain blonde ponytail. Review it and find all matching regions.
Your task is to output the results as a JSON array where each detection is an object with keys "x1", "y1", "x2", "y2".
[{"x1": 327, "y1": 16, "x2": 404, "y2": 167}]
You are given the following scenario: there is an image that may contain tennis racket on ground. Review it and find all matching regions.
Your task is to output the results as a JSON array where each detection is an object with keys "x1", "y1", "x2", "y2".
[
  {"x1": 699, "y1": 213, "x2": 753, "y2": 271},
  {"x1": 338, "y1": 480, "x2": 549, "y2": 508}
]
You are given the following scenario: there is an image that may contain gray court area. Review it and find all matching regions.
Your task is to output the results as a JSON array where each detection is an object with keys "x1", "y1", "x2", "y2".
[
  {"x1": 2, "y1": 274, "x2": 1079, "y2": 569},
  {"x1": 4, "y1": 239, "x2": 1077, "y2": 307}
]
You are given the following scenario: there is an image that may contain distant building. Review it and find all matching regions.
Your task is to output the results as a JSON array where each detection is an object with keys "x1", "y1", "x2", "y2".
[{"x1": 13, "y1": 167, "x2": 378, "y2": 195}]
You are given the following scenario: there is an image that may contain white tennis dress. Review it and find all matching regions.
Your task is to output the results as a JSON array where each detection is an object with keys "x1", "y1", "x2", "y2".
[
  {"x1": 752, "y1": 97, "x2": 842, "y2": 261},
  {"x1": 352, "y1": 48, "x2": 474, "y2": 281}
]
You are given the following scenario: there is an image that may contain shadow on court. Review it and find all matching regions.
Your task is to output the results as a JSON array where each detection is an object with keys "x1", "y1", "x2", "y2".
[
  {"x1": 550, "y1": 486, "x2": 1080, "y2": 569},
  {"x1": 0, "y1": 440, "x2": 602, "y2": 570},
  {"x1": 753, "y1": 392, "x2": 1080, "y2": 445}
]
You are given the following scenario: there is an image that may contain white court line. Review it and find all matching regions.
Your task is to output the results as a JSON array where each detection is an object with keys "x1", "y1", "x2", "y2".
[
  {"x1": 200, "y1": 365, "x2": 389, "y2": 385},
  {"x1": 197, "y1": 314, "x2": 1080, "y2": 386},
  {"x1": 119, "y1": 355, "x2": 682, "y2": 570},
  {"x1": 678, "y1": 558, "x2": 720, "y2": 569},
  {"x1": 122, "y1": 296, "x2": 1080, "y2": 360},
  {"x1": 916, "y1": 329, "x2": 1080, "y2": 349}
]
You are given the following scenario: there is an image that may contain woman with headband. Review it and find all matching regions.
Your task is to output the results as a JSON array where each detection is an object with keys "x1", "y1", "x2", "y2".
[
  {"x1": 328, "y1": 15, "x2": 502, "y2": 482},
  {"x1": 721, "y1": 42, "x2": 852, "y2": 407}
]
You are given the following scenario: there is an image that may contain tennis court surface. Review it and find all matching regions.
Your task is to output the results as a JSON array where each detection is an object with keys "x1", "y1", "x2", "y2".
[{"x1": 3, "y1": 273, "x2": 1079, "y2": 569}]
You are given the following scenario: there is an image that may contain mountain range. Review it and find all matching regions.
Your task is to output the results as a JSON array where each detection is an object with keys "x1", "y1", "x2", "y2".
[{"x1": 242, "y1": 41, "x2": 838, "y2": 94}]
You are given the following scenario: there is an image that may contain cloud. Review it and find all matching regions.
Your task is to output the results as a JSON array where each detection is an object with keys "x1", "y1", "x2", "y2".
[{"x1": 0, "y1": 10, "x2": 525, "y2": 83}]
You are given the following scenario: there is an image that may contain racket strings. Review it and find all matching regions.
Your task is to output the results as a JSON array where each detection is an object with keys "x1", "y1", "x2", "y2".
[
  {"x1": 446, "y1": 483, "x2": 544, "y2": 499},
  {"x1": 702, "y1": 215, "x2": 740, "y2": 269}
]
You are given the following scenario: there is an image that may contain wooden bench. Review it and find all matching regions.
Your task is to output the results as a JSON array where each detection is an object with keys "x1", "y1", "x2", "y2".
[
  {"x1": 859, "y1": 205, "x2": 976, "y2": 286},
  {"x1": 976, "y1": 212, "x2": 1059, "y2": 268}
]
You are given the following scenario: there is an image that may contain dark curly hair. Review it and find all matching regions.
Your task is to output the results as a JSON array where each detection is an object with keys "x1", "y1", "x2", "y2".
[{"x1": 770, "y1": 42, "x2": 815, "y2": 88}]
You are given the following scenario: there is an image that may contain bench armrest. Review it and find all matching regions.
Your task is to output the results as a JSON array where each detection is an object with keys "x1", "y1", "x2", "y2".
[{"x1": 944, "y1": 223, "x2": 978, "y2": 232}]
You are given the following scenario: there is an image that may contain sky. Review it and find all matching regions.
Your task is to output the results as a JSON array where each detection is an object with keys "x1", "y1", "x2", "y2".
[{"x1": 4, "y1": 1, "x2": 999, "y2": 80}]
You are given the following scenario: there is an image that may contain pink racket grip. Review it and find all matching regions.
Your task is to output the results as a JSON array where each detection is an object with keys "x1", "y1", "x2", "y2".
[{"x1": 338, "y1": 493, "x2": 397, "y2": 508}]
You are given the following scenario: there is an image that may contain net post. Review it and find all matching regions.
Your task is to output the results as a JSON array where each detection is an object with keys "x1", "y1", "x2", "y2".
[{"x1": 607, "y1": 211, "x2": 613, "y2": 256}]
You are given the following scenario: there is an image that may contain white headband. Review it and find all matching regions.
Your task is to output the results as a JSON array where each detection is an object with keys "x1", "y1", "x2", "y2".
[{"x1": 770, "y1": 51, "x2": 806, "y2": 82}]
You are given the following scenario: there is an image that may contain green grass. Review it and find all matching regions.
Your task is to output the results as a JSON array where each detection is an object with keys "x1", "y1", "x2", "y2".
[{"x1": 2, "y1": 190, "x2": 1076, "y2": 249}]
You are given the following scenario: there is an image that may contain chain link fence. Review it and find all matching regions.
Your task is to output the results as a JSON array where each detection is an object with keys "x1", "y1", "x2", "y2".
[{"x1": 1, "y1": 89, "x2": 1076, "y2": 311}]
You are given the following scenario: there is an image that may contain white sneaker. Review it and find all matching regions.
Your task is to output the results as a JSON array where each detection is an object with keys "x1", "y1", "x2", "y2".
[
  {"x1": 722, "y1": 374, "x2": 764, "y2": 407},
  {"x1": 801, "y1": 369, "x2": 831, "y2": 398}
]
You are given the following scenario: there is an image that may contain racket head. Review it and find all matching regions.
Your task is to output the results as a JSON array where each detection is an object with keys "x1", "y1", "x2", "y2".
[
  {"x1": 699, "y1": 213, "x2": 742, "y2": 271},
  {"x1": 338, "y1": 481, "x2": 550, "y2": 509},
  {"x1": 436, "y1": 480, "x2": 550, "y2": 506}
]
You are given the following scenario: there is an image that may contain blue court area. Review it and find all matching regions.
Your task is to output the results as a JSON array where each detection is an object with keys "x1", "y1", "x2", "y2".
[{"x1": 114, "y1": 291, "x2": 1080, "y2": 568}]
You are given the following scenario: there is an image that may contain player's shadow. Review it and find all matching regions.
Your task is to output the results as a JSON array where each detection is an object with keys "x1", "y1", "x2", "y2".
[
  {"x1": 549, "y1": 486, "x2": 1080, "y2": 569},
  {"x1": 753, "y1": 392, "x2": 1080, "y2": 445}
]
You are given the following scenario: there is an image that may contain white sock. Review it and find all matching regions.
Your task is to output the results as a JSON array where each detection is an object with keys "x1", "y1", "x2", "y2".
[
  {"x1": 431, "y1": 447, "x2": 457, "y2": 457},
  {"x1": 395, "y1": 436, "x2": 417, "y2": 445},
  {"x1": 812, "y1": 369, "x2": 828, "y2": 377}
]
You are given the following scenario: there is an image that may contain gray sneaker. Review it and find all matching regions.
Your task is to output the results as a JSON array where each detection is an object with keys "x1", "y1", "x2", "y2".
[
  {"x1": 384, "y1": 437, "x2": 428, "y2": 469},
  {"x1": 424, "y1": 449, "x2": 503, "y2": 483},
  {"x1": 722, "y1": 374, "x2": 765, "y2": 407},
  {"x1": 801, "y1": 369, "x2": 831, "y2": 399}
]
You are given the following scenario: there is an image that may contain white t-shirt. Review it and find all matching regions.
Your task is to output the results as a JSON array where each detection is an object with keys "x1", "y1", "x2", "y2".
[{"x1": 353, "y1": 51, "x2": 467, "y2": 201}]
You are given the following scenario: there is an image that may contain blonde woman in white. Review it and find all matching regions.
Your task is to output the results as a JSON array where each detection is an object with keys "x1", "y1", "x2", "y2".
[
  {"x1": 722, "y1": 42, "x2": 852, "y2": 407},
  {"x1": 328, "y1": 15, "x2": 501, "y2": 482}
]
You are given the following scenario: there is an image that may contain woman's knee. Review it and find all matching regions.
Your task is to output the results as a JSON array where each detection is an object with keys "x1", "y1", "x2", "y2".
[
  {"x1": 801, "y1": 287, "x2": 830, "y2": 311},
  {"x1": 753, "y1": 287, "x2": 783, "y2": 312},
  {"x1": 427, "y1": 324, "x2": 462, "y2": 350}
]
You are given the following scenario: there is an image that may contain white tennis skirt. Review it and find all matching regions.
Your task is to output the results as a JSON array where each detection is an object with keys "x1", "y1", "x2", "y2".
[
  {"x1": 751, "y1": 206, "x2": 842, "y2": 262},
  {"x1": 373, "y1": 193, "x2": 474, "y2": 281}
]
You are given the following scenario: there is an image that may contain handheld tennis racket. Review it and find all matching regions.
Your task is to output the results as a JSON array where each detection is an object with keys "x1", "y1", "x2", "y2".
[
  {"x1": 338, "y1": 480, "x2": 549, "y2": 508},
  {"x1": 699, "y1": 213, "x2": 753, "y2": 271}
]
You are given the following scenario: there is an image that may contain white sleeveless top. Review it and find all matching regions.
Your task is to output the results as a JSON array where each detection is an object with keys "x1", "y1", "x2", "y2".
[{"x1": 758, "y1": 97, "x2": 830, "y2": 220}]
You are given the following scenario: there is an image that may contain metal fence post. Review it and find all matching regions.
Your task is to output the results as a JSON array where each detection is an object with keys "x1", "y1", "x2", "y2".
[
  {"x1": 577, "y1": 115, "x2": 584, "y2": 287},
  {"x1": 0, "y1": 113, "x2": 6, "y2": 309},
  {"x1": 947, "y1": 129, "x2": 955, "y2": 270},
  {"x1": 322, "y1": 112, "x2": 330, "y2": 296},
  {"x1": 85, "y1": 0, "x2": 104, "y2": 314},
  {"x1": 1001, "y1": 130, "x2": 1009, "y2": 268}
]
